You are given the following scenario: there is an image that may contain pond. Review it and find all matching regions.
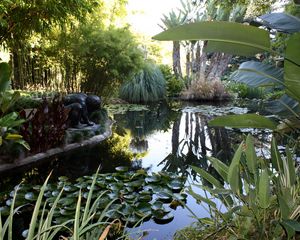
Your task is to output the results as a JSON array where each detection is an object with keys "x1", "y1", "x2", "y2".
[{"x1": 0, "y1": 100, "x2": 270, "y2": 239}]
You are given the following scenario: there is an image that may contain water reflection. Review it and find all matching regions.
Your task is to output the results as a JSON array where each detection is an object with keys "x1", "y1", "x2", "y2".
[{"x1": 114, "y1": 104, "x2": 238, "y2": 179}]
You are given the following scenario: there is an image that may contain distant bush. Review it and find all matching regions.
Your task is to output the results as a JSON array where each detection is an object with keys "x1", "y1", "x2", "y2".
[
  {"x1": 225, "y1": 82, "x2": 265, "y2": 99},
  {"x1": 159, "y1": 64, "x2": 185, "y2": 97},
  {"x1": 181, "y1": 79, "x2": 229, "y2": 101},
  {"x1": 120, "y1": 63, "x2": 166, "y2": 103}
]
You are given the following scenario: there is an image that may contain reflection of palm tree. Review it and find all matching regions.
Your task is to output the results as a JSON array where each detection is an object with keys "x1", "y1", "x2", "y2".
[{"x1": 159, "y1": 111, "x2": 234, "y2": 179}]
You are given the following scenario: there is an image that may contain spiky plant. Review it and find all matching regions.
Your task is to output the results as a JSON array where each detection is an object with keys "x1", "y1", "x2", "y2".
[{"x1": 120, "y1": 63, "x2": 166, "y2": 103}]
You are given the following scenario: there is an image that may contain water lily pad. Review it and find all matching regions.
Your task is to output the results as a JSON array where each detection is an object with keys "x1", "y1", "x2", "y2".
[
  {"x1": 157, "y1": 192, "x2": 172, "y2": 203},
  {"x1": 58, "y1": 176, "x2": 69, "y2": 182},
  {"x1": 25, "y1": 192, "x2": 37, "y2": 201},
  {"x1": 115, "y1": 166, "x2": 129, "y2": 172},
  {"x1": 167, "y1": 181, "x2": 184, "y2": 193},
  {"x1": 63, "y1": 185, "x2": 77, "y2": 192},
  {"x1": 58, "y1": 197, "x2": 75, "y2": 206},
  {"x1": 153, "y1": 213, "x2": 174, "y2": 224},
  {"x1": 145, "y1": 174, "x2": 161, "y2": 184},
  {"x1": 60, "y1": 208, "x2": 73, "y2": 216},
  {"x1": 0, "y1": 206, "x2": 10, "y2": 215},
  {"x1": 151, "y1": 201, "x2": 164, "y2": 211}
]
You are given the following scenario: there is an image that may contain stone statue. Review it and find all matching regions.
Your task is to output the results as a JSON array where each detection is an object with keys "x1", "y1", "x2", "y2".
[{"x1": 64, "y1": 93, "x2": 101, "y2": 128}]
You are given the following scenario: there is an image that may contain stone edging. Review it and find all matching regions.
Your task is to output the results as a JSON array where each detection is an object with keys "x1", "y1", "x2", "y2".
[{"x1": 0, "y1": 119, "x2": 114, "y2": 174}]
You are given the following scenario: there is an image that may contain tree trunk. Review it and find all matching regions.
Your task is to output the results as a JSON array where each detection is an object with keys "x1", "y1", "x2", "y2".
[
  {"x1": 206, "y1": 53, "x2": 232, "y2": 81},
  {"x1": 172, "y1": 41, "x2": 182, "y2": 78}
]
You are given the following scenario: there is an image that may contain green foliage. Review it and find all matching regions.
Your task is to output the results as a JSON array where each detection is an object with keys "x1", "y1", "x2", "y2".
[
  {"x1": 0, "y1": 62, "x2": 29, "y2": 156},
  {"x1": 0, "y1": 0, "x2": 96, "y2": 45},
  {"x1": 0, "y1": 169, "x2": 187, "y2": 239},
  {"x1": 189, "y1": 134, "x2": 300, "y2": 239},
  {"x1": 226, "y1": 82, "x2": 265, "y2": 99},
  {"x1": 153, "y1": 21, "x2": 271, "y2": 56},
  {"x1": 120, "y1": 63, "x2": 166, "y2": 103},
  {"x1": 73, "y1": 25, "x2": 144, "y2": 96},
  {"x1": 159, "y1": 64, "x2": 185, "y2": 97},
  {"x1": 20, "y1": 96, "x2": 69, "y2": 154}
]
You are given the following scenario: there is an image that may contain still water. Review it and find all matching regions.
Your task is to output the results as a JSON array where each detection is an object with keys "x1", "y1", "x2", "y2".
[{"x1": 0, "y1": 101, "x2": 269, "y2": 239}]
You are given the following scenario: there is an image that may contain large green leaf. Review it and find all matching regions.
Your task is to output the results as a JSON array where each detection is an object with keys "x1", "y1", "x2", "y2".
[
  {"x1": 281, "y1": 219, "x2": 300, "y2": 239},
  {"x1": 153, "y1": 21, "x2": 271, "y2": 56},
  {"x1": 208, "y1": 156, "x2": 229, "y2": 181},
  {"x1": 284, "y1": 33, "x2": 300, "y2": 102},
  {"x1": 266, "y1": 94, "x2": 300, "y2": 117},
  {"x1": 245, "y1": 134, "x2": 257, "y2": 176},
  {"x1": 230, "y1": 61, "x2": 284, "y2": 87},
  {"x1": 208, "y1": 114, "x2": 277, "y2": 130},
  {"x1": 271, "y1": 137, "x2": 283, "y2": 172},
  {"x1": 227, "y1": 142, "x2": 243, "y2": 194},
  {"x1": 191, "y1": 166, "x2": 223, "y2": 189},
  {"x1": 258, "y1": 170, "x2": 270, "y2": 209},
  {"x1": 259, "y1": 13, "x2": 300, "y2": 33}
]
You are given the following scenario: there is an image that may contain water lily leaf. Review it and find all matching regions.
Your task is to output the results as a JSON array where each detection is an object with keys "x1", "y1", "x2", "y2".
[
  {"x1": 59, "y1": 208, "x2": 73, "y2": 216},
  {"x1": 25, "y1": 192, "x2": 38, "y2": 201},
  {"x1": 151, "y1": 201, "x2": 164, "y2": 211},
  {"x1": 0, "y1": 206, "x2": 10, "y2": 216},
  {"x1": 153, "y1": 213, "x2": 174, "y2": 224},
  {"x1": 58, "y1": 197, "x2": 75, "y2": 206},
  {"x1": 145, "y1": 174, "x2": 161, "y2": 184},
  {"x1": 63, "y1": 185, "x2": 76, "y2": 192},
  {"x1": 115, "y1": 166, "x2": 129, "y2": 172},
  {"x1": 138, "y1": 194, "x2": 152, "y2": 202},
  {"x1": 157, "y1": 192, "x2": 172, "y2": 203},
  {"x1": 58, "y1": 176, "x2": 69, "y2": 182},
  {"x1": 167, "y1": 181, "x2": 183, "y2": 193}
]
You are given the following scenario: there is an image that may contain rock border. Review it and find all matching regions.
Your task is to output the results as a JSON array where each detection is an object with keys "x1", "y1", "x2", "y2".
[{"x1": 0, "y1": 119, "x2": 114, "y2": 174}]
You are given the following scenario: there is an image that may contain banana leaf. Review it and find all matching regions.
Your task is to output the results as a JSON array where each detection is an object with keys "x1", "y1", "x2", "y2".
[
  {"x1": 284, "y1": 33, "x2": 300, "y2": 102},
  {"x1": 230, "y1": 61, "x2": 284, "y2": 87},
  {"x1": 265, "y1": 94, "x2": 300, "y2": 116},
  {"x1": 259, "y1": 13, "x2": 300, "y2": 33},
  {"x1": 153, "y1": 21, "x2": 271, "y2": 56}
]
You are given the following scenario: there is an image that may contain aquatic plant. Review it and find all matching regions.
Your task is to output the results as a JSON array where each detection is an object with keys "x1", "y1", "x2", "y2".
[{"x1": 0, "y1": 168, "x2": 187, "y2": 239}]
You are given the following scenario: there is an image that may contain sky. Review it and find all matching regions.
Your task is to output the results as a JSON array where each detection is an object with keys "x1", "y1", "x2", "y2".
[{"x1": 126, "y1": 0, "x2": 182, "y2": 36}]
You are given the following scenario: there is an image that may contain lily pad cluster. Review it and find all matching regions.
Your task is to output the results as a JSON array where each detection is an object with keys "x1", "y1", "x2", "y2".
[{"x1": 0, "y1": 167, "x2": 187, "y2": 226}]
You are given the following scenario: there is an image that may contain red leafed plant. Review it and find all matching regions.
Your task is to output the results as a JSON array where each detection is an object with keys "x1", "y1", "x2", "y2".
[{"x1": 20, "y1": 95, "x2": 69, "y2": 154}]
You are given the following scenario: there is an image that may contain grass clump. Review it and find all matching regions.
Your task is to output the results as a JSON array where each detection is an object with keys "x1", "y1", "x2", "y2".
[
  {"x1": 120, "y1": 63, "x2": 166, "y2": 103},
  {"x1": 181, "y1": 79, "x2": 229, "y2": 101}
]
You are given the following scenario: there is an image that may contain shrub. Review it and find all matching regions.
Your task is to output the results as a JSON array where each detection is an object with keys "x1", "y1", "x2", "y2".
[
  {"x1": 159, "y1": 64, "x2": 185, "y2": 97},
  {"x1": 181, "y1": 79, "x2": 230, "y2": 101},
  {"x1": 226, "y1": 81, "x2": 265, "y2": 99},
  {"x1": 20, "y1": 95, "x2": 69, "y2": 154},
  {"x1": 120, "y1": 63, "x2": 166, "y2": 103}
]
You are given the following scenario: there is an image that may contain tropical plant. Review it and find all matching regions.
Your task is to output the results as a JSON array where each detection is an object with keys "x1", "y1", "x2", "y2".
[
  {"x1": 120, "y1": 63, "x2": 166, "y2": 103},
  {"x1": 153, "y1": 11, "x2": 300, "y2": 133},
  {"x1": 20, "y1": 95, "x2": 69, "y2": 154},
  {"x1": 184, "y1": 134, "x2": 300, "y2": 239},
  {"x1": 0, "y1": 62, "x2": 29, "y2": 157}
]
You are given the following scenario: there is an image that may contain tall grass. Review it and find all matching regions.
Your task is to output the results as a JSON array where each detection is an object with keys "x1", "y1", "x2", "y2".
[{"x1": 120, "y1": 63, "x2": 166, "y2": 103}]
